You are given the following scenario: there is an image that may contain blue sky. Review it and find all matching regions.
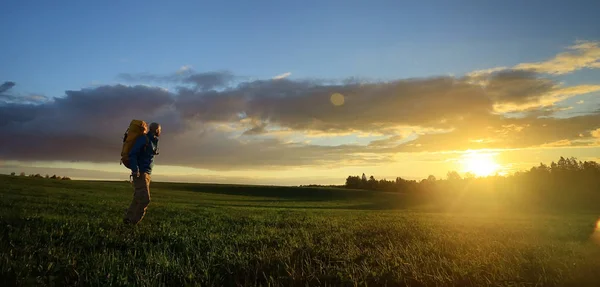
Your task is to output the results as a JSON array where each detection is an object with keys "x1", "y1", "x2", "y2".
[
  {"x1": 2, "y1": 1, "x2": 600, "y2": 184},
  {"x1": 2, "y1": 0, "x2": 599, "y2": 99}
]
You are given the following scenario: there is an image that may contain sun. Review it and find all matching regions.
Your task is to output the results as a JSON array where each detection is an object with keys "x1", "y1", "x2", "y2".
[{"x1": 460, "y1": 151, "x2": 501, "y2": 177}]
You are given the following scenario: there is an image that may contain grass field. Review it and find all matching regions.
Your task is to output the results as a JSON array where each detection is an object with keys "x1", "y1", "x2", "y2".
[{"x1": 1, "y1": 174, "x2": 600, "y2": 286}]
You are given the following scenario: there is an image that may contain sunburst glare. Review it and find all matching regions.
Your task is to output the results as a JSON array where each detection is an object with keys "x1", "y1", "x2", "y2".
[{"x1": 460, "y1": 151, "x2": 502, "y2": 177}]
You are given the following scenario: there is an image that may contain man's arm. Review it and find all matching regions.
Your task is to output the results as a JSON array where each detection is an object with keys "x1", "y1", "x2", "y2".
[{"x1": 128, "y1": 135, "x2": 145, "y2": 175}]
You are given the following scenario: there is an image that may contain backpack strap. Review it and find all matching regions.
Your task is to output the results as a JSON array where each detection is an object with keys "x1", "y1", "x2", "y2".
[{"x1": 141, "y1": 134, "x2": 160, "y2": 155}]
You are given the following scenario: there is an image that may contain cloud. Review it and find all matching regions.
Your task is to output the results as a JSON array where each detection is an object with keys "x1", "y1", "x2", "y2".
[
  {"x1": 367, "y1": 135, "x2": 407, "y2": 148},
  {"x1": 3, "y1": 74, "x2": 599, "y2": 169},
  {"x1": 162, "y1": 125, "x2": 386, "y2": 170},
  {"x1": 538, "y1": 139, "x2": 574, "y2": 148},
  {"x1": 492, "y1": 84, "x2": 600, "y2": 113},
  {"x1": 0, "y1": 81, "x2": 16, "y2": 94},
  {"x1": 470, "y1": 41, "x2": 600, "y2": 77},
  {"x1": 3, "y1": 40, "x2": 600, "y2": 170},
  {"x1": 0, "y1": 81, "x2": 49, "y2": 104},
  {"x1": 463, "y1": 69, "x2": 600, "y2": 113},
  {"x1": 0, "y1": 103, "x2": 42, "y2": 126},
  {"x1": 174, "y1": 70, "x2": 599, "y2": 132},
  {"x1": 0, "y1": 84, "x2": 179, "y2": 163},
  {"x1": 118, "y1": 69, "x2": 235, "y2": 91},
  {"x1": 182, "y1": 71, "x2": 235, "y2": 91},
  {"x1": 273, "y1": 72, "x2": 292, "y2": 80},
  {"x1": 176, "y1": 65, "x2": 193, "y2": 75},
  {"x1": 242, "y1": 122, "x2": 268, "y2": 136},
  {"x1": 466, "y1": 67, "x2": 509, "y2": 81},
  {"x1": 0, "y1": 83, "x2": 386, "y2": 169},
  {"x1": 514, "y1": 41, "x2": 600, "y2": 75},
  {"x1": 180, "y1": 76, "x2": 495, "y2": 132},
  {"x1": 0, "y1": 93, "x2": 49, "y2": 104},
  {"x1": 390, "y1": 112, "x2": 600, "y2": 153}
]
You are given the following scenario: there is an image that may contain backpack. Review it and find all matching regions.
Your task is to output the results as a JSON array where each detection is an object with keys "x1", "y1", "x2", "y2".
[{"x1": 120, "y1": 119, "x2": 149, "y2": 169}]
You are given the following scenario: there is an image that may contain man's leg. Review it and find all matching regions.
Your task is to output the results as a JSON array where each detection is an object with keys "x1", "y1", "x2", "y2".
[
  {"x1": 123, "y1": 173, "x2": 151, "y2": 224},
  {"x1": 123, "y1": 189, "x2": 137, "y2": 224}
]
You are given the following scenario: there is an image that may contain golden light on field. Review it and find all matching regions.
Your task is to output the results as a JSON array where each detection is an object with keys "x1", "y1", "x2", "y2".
[
  {"x1": 330, "y1": 93, "x2": 345, "y2": 106},
  {"x1": 460, "y1": 151, "x2": 501, "y2": 177},
  {"x1": 593, "y1": 219, "x2": 600, "y2": 245}
]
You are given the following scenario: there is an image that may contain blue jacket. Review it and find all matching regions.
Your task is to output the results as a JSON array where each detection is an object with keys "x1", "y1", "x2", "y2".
[{"x1": 128, "y1": 132, "x2": 159, "y2": 175}]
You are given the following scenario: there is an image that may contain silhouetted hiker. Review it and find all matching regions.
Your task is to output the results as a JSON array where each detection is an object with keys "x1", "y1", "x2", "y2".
[{"x1": 123, "y1": 122, "x2": 161, "y2": 225}]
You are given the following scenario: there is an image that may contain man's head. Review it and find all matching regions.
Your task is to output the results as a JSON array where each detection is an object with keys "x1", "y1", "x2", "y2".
[{"x1": 149, "y1": 122, "x2": 161, "y2": 137}]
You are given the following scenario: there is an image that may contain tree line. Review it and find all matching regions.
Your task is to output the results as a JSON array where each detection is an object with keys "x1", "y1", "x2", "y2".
[
  {"x1": 344, "y1": 156, "x2": 600, "y2": 211},
  {"x1": 10, "y1": 172, "x2": 71, "y2": 180}
]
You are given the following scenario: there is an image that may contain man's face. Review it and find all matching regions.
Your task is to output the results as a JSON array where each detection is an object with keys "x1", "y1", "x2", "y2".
[{"x1": 155, "y1": 126, "x2": 161, "y2": 137}]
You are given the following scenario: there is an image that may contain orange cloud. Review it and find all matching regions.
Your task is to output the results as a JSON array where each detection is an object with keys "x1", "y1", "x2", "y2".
[
  {"x1": 515, "y1": 41, "x2": 600, "y2": 75},
  {"x1": 470, "y1": 41, "x2": 600, "y2": 77}
]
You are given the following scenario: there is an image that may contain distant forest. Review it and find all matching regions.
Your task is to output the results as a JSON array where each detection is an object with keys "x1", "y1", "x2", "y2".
[
  {"x1": 9, "y1": 172, "x2": 71, "y2": 180},
  {"x1": 344, "y1": 156, "x2": 600, "y2": 211}
]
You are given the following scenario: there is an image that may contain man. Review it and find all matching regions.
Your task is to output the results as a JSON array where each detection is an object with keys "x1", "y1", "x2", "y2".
[{"x1": 123, "y1": 122, "x2": 161, "y2": 225}]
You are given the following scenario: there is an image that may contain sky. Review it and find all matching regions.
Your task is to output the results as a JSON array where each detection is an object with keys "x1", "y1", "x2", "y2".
[{"x1": 2, "y1": 0, "x2": 600, "y2": 185}]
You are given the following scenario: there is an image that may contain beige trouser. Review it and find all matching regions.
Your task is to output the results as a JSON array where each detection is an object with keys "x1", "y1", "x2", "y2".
[{"x1": 124, "y1": 173, "x2": 151, "y2": 224}]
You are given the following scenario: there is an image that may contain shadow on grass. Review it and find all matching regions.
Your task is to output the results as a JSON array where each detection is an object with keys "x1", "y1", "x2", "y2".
[
  {"x1": 198, "y1": 199, "x2": 418, "y2": 211},
  {"x1": 155, "y1": 182, "x2": 393, "y2": 202}
]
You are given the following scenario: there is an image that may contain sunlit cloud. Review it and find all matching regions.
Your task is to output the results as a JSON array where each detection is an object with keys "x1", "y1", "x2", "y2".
[
  {"x1": 539, "y1": 139, "x2": 573, "y2": 148},
  {"x1": 469, "y1": 40, "x2": 600, "y2": 77},
  {"x1": 492, "y1": 85, "x2": 600, "y2": 113},
  {"x1": 272, "y1": 72, "x2": 292, "y2": 80},
  {"x1": 176, "y1": 65, "x2": 193, "y2": 75},
  {"x1": 466, "y1": 66, "x2": 509, "y2": 83},
  {"x1": 515, "y1": 40, "x2": 600, "y2": 75}
]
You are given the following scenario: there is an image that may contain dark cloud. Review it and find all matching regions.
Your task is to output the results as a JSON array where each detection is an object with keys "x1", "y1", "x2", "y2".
[
  {"x1": 182, "y1": 71, "x2": 235, "y2": 91},
  {"x1": 483, "y1": 70, "x2": 556, "y2": 104},
  {"x1": 0, "y1": 94, "x2": 19, "y2": 102},
  {"x1": 0, "y1": 82, "x2": 49, "y2": 104},
  {"x1": 0, "y1": 104, "x2": 42, "y2": 126},
  {"x1": 175, "y1": 72, "x2": 581, "y2": 133},
  {"x1": 174, "y1": 76, "x2": 494, "y2": 133},
  {"x1": 118, "y1": 70, "x2": 234, "y2": 91},
  {"x1": 175, "y1": 87, "x2": 246, "y2": 122},
  {"x1": 0, "y1": 81, "x2": 16, "y2": 94},
  {"x1": 159, "y1": 127, "x2": 386, "y2": 170},
  {"x1": 117, "y1": 68, "x2": 590, "y2": 134},
  {"x1": 0, "y1": 84, "x2": 179, "y2": 163},
  {"x1": 0, "y1": 83, "x2": 383, "y2": 169}
]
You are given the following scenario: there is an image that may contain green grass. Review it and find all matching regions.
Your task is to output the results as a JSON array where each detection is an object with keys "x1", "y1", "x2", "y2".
[{"x1": 1, "y1": 175, "x2": 600, "y2": 286}]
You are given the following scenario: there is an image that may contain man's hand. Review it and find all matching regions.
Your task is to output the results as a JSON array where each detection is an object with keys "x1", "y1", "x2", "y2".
[{"x1": 132, "y1": 170, "x2": 140, "y2": 178}]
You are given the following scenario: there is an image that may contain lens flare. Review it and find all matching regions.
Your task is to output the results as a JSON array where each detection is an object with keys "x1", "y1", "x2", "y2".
[{"x1": 330, "y1": 93, "x2": 345, "y2": 106}]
